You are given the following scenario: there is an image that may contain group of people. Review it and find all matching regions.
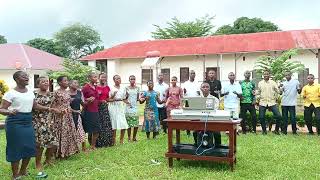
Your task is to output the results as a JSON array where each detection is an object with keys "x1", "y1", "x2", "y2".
[{"x1": 1, "y1": 68, "x2": 320, "y2": 179}]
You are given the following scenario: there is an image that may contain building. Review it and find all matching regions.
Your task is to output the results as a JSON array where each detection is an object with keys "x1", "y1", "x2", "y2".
[
  {"x1": 82, "y1": 29, "x2": 320, "y2": 89},
  {"x1": 0, "y1": 43, "x2": 63, "y2": 90}
]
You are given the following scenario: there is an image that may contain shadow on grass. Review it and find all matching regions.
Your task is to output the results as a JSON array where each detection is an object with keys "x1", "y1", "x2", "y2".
[{"x1": 172, "y1": 159, "x2": 231, "y2": 171}]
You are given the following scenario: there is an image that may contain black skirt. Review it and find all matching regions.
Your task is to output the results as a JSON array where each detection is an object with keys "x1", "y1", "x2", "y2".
[{"x1": 82, "y1": 111, "x2": 100, "y2": 133}]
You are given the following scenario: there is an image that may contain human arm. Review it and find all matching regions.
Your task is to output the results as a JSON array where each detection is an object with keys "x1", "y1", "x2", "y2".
[{"x1": 0, "y1": 99, "x2": 17, "y2": 115}]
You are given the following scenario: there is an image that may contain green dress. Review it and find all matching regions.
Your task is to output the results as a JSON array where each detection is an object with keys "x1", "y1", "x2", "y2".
[{"x1": 125, "y1": 86, "x2": 140, "y2": 127}]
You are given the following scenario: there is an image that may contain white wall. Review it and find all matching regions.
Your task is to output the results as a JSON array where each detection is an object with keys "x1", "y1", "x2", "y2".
[
  {"x1": 91, "y1": 49, "x2": 318, "y2": 89},
  {"x1": 0, "y1": 69, "x2": 49, "y2": 90}
]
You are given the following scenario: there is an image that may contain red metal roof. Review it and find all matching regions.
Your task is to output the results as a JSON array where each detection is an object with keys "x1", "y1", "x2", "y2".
[
  {"x1": 0, "y1": 44, "x2": 63, "y2": 70},
  {"x1": 82, "y1": 29, "x2": 320, "y2": 61}
]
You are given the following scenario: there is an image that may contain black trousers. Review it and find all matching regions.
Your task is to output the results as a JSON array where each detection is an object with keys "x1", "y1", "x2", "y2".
[
  {"x1": 158, "y1": 107, "x2": 167, "y2": 131},
  {"x1": 304, "y1": 104, "x2": 320, "y2": 134},
  {"x1": 240, "y1": 103, "x2": 257, "y2": 132}
]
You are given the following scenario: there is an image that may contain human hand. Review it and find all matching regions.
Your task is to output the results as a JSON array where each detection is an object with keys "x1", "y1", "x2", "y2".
[{"x1": 8, "y1": 109, "x2": 17, "y2": 115}]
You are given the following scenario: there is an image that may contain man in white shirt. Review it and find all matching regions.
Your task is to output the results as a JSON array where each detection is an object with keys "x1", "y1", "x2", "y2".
[
  {"x1": 182, "y1": 70, "x2": 200, "y2": 97},
  {"x1": 280, "y1": 71, "x2": 301, "y2": 134},
  {"x1": 154, "y1": 73, "x2": 169, "y2": 133},
  {"x1": 221, "y1": 72, "x2": 242, "y2": 119}
]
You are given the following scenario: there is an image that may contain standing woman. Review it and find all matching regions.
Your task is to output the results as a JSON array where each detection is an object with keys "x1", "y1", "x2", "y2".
[
  {"x1": 96, "y1": 73, "x2": 113, "y2": 147},
  {"x1": 81, "y1": 72, "x2": 100, "y2": 150},
  {"x1": 32, "y1": 77, "x2": 57, "y2": 178},
  {"x1": 139, "y1": 81, "x2": 164, "y2": 139},
  {"x1": 0, "y1": 71, "x2": 57, "y2": 180},
  {"x1": 51, "y1": 76, "x2": 80, "y2": 158},
  {"x1": 108, "y1": 75, "x2": 128, "y2": 145},
  {"x1": 165, "y1": 76, "x2": 183, "y2": 119},
  {"x1": 69, "y1": 80, "x2": 86, "y2": 151},
  {"x1": 125, "y1": 75, "x2": 140, "y2": 142}
]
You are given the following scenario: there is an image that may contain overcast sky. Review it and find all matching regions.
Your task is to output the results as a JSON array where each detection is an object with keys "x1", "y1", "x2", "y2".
[{"x1": 1, "y1": 0, "x2": 320, "y2": 47}]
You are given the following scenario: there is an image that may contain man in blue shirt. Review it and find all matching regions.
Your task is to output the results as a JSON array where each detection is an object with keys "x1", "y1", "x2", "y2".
[
  {"x1": 280, "y1": 71, "x2": 301, "y2": 134},
  {"x1": 221, "y1": 72, "x2": 242, "y2": 119}
]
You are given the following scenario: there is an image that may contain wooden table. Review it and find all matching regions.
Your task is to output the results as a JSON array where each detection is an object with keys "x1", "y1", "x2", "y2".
[{"x1": 164, "y1": 119, "x2": 241, "y2": 171}]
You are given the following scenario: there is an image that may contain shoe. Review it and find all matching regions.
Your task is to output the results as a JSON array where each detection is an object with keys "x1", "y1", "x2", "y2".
[
  {"x1": 292, "y1": 131, "x2": 298, "y2": 135},
  {"x1": 281, "y1": 131, "x2": 287, "y2": 135},
  {"x1": 35, "y1": 172, "x2": 48, "y2": 179}
]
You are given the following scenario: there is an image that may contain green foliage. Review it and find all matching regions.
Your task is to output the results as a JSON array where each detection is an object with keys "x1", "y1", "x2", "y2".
[
  {"x1": 151, "y1": 15, "x2": 215, "y2": 39},
  {"x1": 47, "y1": 58, "x2": 96, "y2": 86},
  {"x1": 1, "y1": 131, "x2": 320, "y2": 179},
  {"x1": 0, "y1": 80, "x2": 9, "y2": 102},
  {"x1": 254, "y1": 49, "x2": 305, "y2": 82},
  {"x1": 26, "y1": 38, "x2": 70, "y2": 58},
  {"x1": 0, "y1": 35, "x2": 7, "y2": 44},
  {"x1": 215, "y1": 17, "x2": 279, "y2": 35},
  {"x1": 54, "y1": 23, "x2": 102, "y2": 60}
]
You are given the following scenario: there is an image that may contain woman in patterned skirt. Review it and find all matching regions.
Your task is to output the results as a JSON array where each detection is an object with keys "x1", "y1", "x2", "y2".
[
  {"x1": 165, "y1": 76, "x2": 183, "y2": 119},
  {"x1": 69, "y1": 80, "x2": 86, "y2": 151},
  {"x1": 51, "y1": 76, "x2": 80, "y2": 158},
  {"x1": 108, "y1": 75, "x2": 128, "y2": 144},
  {"x1": 125, "y1": 75, "x2": 140, "y2": 142},
  {"x1": 96, "y1": 73, "x2": 113, "y2": 147},
  {"x1": 32, "y1": 77, "x2": 57, "y2": 178},
  {"x1": 139, "y1": 81, "x2": 164, "y2": 139}
]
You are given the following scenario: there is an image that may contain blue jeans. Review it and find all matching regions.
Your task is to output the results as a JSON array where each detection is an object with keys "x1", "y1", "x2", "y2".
[
  {"x1": 259, "y1": 105, "x2": 282, "y2": 132},
  {"x1": 281, "y1": 106, "x2": 297, "y2": 133}
]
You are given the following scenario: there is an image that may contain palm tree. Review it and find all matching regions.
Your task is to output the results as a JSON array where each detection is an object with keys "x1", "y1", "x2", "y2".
[{"x1": 254, "y1": 49, "x2": 305, "y2": 82}]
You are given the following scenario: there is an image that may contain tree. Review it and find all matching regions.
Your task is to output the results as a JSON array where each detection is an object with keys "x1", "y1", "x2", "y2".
[
  {"x1": 54, "y1": 23, "x2": 102, "y2": 60},
  {"x1": 151, "y1": 15, "x2": 215, "y2": 39},
  {"x1": 26, "y1": 38, "x2": 70, "y2": 57},
  {"x1": 0, "y1": 79, "x2": 9, "y2": 102},
  {"x1": 215, "y1": 17, "x2": 280, "y2": 35},
  {"x1": 48, "y1": 58, "x2": 96, "y2": 86},
  {"x1": 254, "y1": 49, "x2": 305, "y2": 82},
  {"x1": 0, "y1": 35, "x2": 7, "y2": 44}
]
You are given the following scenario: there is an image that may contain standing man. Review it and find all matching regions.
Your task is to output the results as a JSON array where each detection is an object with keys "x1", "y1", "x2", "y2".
[
  {"x1": 221, "y1": 72, "x2": 242, "y2": 119},
  {"x1": 154, "y1": 73, "x2": 169, "y2": 133},
  {"x1": 205, "y1": 70, "x2": 221, "y2": 99},
  {"x1": 280, "y1": 71, "x2": 301, "y2": 135},
  {"x1": 256, "y1": 70, "x2": 282, "y2": 135},
  {"x1": 182, "y1": 70, "x2": 200, "y2": 97},
  {"x1": 205, "y1": 70, "x2": 222, "y2": 145},
  {"x1": 301, "y1": 74, "x2": 320, "y2": 135},
  {"x1": 240, "y1": 70, "x2": 257, "y2": 134}
]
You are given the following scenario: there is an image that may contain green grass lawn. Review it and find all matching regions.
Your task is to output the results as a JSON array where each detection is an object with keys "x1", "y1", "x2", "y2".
[{"x1": 1, "y1": 130, "x2": 320, "y2": 179}]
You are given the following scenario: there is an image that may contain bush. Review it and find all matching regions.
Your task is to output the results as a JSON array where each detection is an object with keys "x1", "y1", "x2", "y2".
[
  {"x1": 0, "y1": 80, "x2": 9, "y2": 102},
  {"x1": 242, "y1": 111, "x2": 316, "y2": 131}
]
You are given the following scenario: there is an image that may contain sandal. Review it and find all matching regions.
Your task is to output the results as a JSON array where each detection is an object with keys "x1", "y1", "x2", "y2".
[{"x1": 35, "y1": 172, "x2": 48, "y2": 179}]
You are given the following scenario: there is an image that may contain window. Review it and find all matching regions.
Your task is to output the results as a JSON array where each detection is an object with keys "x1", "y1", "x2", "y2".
[
  {"x1": 142, "y1": 69, "x2": 153, "y2": 84},
  {"x1": 96, "y1": 60, "x2": 108, "y2": 74},
  {"x1": 206, "y1": 67, "x2": 220, "y2": 80},
  {"x1": 161, "y1": 68, "x2": 170, "y2": 85},
  {"x1": 298, "y1": 68, "x2": 309, "y2": 86},
  {"x1": 34, "y1": 74, "x2": 40, "y2": 88},
  {"x1": 180, "y1": 67, "x2": 189, "y2": 83}
]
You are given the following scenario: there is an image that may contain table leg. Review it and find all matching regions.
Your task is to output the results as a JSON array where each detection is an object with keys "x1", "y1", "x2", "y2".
[
  {"x1": 169, "y1": 158, "x2": 173, "y2": 168},
  {"x1": 229, "y1": 126, "x2": 235, "y2": 171},
  {"x1": 234, "y1": 128, "x2": 237, "y2": 153},
  {"x1": 176, "y1": 129, "x2": 181, "y2": 161}
]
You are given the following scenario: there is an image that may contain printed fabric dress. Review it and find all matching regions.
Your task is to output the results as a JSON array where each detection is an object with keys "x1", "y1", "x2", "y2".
[
  {"x1": 108, "y1": 85, "x2": 129, "y2": 130},
  {"x1": 142, "y1": 90, "x2": 160, "y2": 132},
  {"x1": 125, "y1": 86, "x2": 140, "y2": 128},
  {"x1": 32, "y1": 92, "x2": 58, "y2": 148},
  {"x1": 96, "y1": 85, "x2": 113, "y2": 147},
  {"x1": 51, "y1": 90, "x2": 80, "y2": 158},
  {"x1": 166, "y1": 86, "x2": 183, "y2": 119}
]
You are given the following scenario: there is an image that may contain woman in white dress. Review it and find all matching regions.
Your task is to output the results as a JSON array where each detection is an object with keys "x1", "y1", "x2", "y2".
[{"x1": 108, "y1": 75, "x2": 129, "y2": 144}]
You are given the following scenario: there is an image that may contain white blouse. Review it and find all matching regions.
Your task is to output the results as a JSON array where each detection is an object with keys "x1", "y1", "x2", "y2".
[{"x1": 3, "y1": 89, "x2": 35, "y2": 113}]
